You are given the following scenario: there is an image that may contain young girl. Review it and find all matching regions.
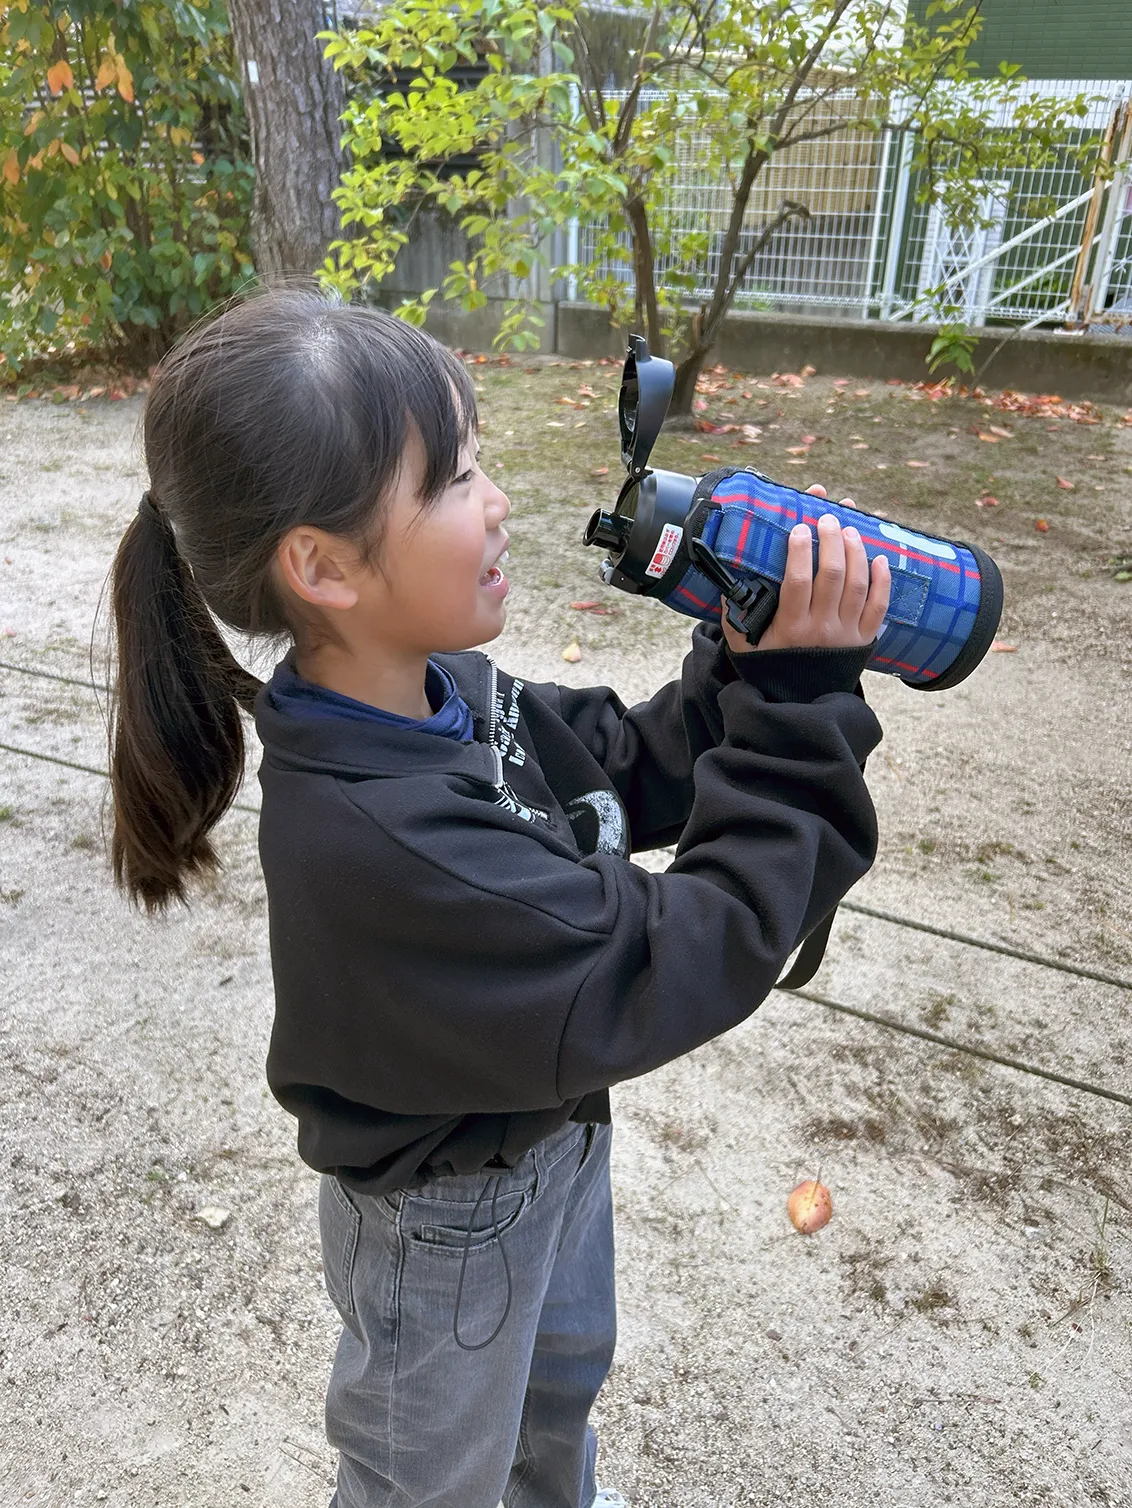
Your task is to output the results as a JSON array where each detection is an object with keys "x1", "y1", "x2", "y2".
[{"x1": 108, "y1": 286, "x2": 889, "y2": 1508}]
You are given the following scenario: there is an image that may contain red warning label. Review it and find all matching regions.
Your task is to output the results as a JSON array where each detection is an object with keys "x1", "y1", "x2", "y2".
[{"x1": 645, "y1": 522, "x2": 684, "y2": 579}]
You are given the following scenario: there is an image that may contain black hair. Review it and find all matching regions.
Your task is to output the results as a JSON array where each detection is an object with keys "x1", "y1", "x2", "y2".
[{"x1": 108, "y1": 285, "x2": 477, "y2": 913}]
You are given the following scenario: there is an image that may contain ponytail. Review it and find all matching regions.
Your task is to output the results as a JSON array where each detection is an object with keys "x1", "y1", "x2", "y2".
[{"x1": 109, "y1": 493, "x2": 264, "y2": 913}]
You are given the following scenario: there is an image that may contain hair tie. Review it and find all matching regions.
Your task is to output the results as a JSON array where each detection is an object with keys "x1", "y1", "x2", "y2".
[{"x1": 138, "y1": 490, "x2": 163, "y2": 523}]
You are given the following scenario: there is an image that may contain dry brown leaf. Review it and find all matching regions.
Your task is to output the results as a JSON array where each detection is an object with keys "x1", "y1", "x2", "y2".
[
  {"x1": 561, "y1": 640, "x2": 582, "y2": 663},
  {"x1": 46, "y1": 60, "x2": 74, "y2": 95}
]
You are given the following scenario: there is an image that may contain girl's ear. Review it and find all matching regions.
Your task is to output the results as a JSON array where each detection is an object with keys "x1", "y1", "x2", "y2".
[{"x1": 275, "y1": 527, "x2": 360, "y2": 612}]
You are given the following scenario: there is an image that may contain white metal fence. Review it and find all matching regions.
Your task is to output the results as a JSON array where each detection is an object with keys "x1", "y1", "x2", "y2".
[{"x1": 573, "y1": 81, "x2": 1132, "y2": 333}]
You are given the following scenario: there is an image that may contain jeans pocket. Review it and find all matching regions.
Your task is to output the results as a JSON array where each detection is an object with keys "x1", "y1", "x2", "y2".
[
  {"x1": 403, "y1": 1179, "x2": 534, "y2": 1255},
  {"x1": 319, "y1": 1175, "x2": 362, "y2": 1318}
]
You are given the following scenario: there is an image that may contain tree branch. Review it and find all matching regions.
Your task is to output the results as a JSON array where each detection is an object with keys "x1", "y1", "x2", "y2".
[
  {"x1": 722, "y1": 198, "x2": 810, "y2": 309},
  {"x1": 613, "y1": 1, "x2": 663, "y2": 160}
]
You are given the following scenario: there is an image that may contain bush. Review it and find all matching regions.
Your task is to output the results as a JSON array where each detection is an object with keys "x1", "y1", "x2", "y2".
[{"x1": 0, "y1": 0, "x2": 254, "y2": 374}]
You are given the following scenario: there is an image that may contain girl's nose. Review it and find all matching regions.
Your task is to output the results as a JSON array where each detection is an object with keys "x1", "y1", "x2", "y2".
[{"x1": 488, "y1": 478, "x2": 511, "y2": 522}]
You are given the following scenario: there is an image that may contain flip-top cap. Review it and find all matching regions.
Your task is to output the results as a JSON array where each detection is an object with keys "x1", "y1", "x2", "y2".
[{"x1": 619, "y1": 334, "x2": 674, "y2": 478}]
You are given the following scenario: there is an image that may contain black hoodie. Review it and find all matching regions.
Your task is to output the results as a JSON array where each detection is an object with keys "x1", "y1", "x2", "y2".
[{"x1": 253, "y1": 623, "x2": 882, "y2": 1193}]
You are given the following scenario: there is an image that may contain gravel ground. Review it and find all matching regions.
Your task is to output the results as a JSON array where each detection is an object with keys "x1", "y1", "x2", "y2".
[{"x1": 1, "y1": 366, "x2": 1130, "y2": 1508}]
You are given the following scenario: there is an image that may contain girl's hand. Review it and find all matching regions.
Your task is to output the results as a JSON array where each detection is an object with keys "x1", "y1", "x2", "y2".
[{"x1": 721, "y1": 483, "x2": 891, "y2": 655}]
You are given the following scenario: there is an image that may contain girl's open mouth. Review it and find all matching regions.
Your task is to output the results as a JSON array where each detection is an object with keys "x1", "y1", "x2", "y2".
[{"x1": 479, "y1": 549, "x2": 509, "y2": 590}]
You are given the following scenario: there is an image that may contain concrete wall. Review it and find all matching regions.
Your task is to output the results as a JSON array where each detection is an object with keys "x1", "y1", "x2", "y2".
[
  {"x1": 395, "y1": 295, "x2": 1132, "y2": 403},
  {"x1": 557, "y1": 304, "x2": 1132, "y2": 403}
]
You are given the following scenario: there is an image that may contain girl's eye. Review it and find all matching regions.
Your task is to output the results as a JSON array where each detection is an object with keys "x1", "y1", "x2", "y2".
[{"x1": 454, "y1": 469, "x2": 475, "y2": 485}]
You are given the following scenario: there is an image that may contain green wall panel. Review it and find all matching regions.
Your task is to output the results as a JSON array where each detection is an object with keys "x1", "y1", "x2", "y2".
[{"x1": 908, "y1": 0, "x2": 1132, "y2": 80}]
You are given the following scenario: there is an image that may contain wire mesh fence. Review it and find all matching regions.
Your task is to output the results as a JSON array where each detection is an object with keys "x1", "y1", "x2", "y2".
[{"x1": 573, "y1": 81, "x2": 1132, "y2": 332}]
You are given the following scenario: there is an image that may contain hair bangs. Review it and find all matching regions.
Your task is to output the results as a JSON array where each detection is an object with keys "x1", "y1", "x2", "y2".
[{"x1": 397, "y1": 342, "x2": 476, "y2": 505}]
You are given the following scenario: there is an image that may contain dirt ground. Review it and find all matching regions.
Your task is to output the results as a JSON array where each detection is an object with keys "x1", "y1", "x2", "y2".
[{"x1": 1, "y1": 356, "x2": 1131, "y2": 1508}]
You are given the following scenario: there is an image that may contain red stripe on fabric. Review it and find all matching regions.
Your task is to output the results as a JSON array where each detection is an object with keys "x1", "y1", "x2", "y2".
[
  {"x1": 872, "y1": 655, "x2": 938, "y2": 677},
  {"x1": 676, "y1": 585, "x2": 715, "y2": 611},
  {"x1": 735, "y1": 514, "x2": 752, "y2": 558}
]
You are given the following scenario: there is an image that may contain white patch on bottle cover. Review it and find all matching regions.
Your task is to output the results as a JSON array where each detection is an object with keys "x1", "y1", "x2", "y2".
[
  {"x1": 645, "y1": 523, "x2": 684, "y2": 579},
  {"x1": 876, "y1": 521, "x2": 956, "y2": 560}
]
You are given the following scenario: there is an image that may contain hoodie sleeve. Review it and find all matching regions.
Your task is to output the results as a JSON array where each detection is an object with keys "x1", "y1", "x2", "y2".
[
  {"x1": 531, "y1": 620, "x2": 876, "y2": 852},
  {"x1": 259, "y1": 663, "x2": 883, "y2": 1119}
]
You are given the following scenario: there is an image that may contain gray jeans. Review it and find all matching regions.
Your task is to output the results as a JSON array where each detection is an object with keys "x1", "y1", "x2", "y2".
[{"x1": 319, "y1": 1120, "x2": 616, "y2": 1508}]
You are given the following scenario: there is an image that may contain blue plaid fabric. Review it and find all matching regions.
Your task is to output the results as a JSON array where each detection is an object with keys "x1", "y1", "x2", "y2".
[{"x1": 665, "y1": 471, "x2": 987, "y2": 686}]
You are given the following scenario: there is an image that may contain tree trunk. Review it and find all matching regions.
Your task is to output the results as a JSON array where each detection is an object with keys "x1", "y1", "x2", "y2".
[
  {"x1": 226, "y1": 0, "x2": 348, "y2": 277},
  {"x1": 625, "y1": 193, "x2": 664, "y2": 355},
  {"x1": 671, "y1": 339, "x2": 712, "y2": 417}
]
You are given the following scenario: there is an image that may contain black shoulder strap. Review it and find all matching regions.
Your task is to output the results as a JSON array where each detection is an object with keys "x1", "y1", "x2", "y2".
[
  {"x1": 774, "y1": 752, "x2": 870, "y2": 992},
  {"x1": 775, "y1": 905, "x2": 839, "y2": 990}
]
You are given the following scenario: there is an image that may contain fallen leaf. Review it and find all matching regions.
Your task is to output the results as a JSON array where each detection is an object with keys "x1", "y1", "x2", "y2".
[
  {"x1": 853, "y1": 389, "x2": 872, "y2": 397},
  {"x1": 772, "y1": 372, "x2": 805, "y2": 388},
  {"x1": 561, "y1": 640, "x2": 582, "y2": 663},
  {"x1": 885, "y1": 378, "x2": 903, "y2": 386},
  {"x1": 1056, "y1": 476, "x2": 1074, "y2": 490},
  {"x1": 569, "y1": 601, "x2": 620, "y2": 615},
  {"x1": 990, "y1": 641, "x2": 1017, "y2": 652},
  {"x1": 694, "y1": 398, "x2": 708, "y2": 411},
  {"x1": 577, "y1": 384, "x2": 596, "y2": 398},
  {"x1": 834, "y1": 378, "x2": 850, "y2": 388},
  {"x1": 4, "y1": 627, "x2": 17, "y2": 637},
  {"x1": 976, "y1": 432, "x2": 1000, "y2": 443},
  {"x1": 546, "y1": 421, "x2": 565, "y2": 428},
  {"x1": 701, "y1": 453, "x2": 720, "y2": 462},
  {"x1": 46, "y1": 60, "x2": 74, "y2": 95},
  {"x1": 801, "y1": 434, "x2": 817, "y2": 445},
  {"x1": 195, "y1": 1206, "x2": 231, "y2": 1231},
  {"x1": 785, "y1": 445, "x2": 809, "y2": 456},
  {"x1": 799, "y1": 364, "x2": 817, "y2": 378},
  {"x1": 975, "y1": 495, "x2": 1000, "y2": 507},
  {"x1": 987, "y1": 425, "x2": 1013, "y2": 438},
  {"x1": 589, "y1": 466, "x2": 609, "y2": 478},
  {"x1": 1035, "y1": 519, "x2": 1050, "y2": 532},
  {"x1": 906, "y1": 459, "x2": 930, "y2": 468}
]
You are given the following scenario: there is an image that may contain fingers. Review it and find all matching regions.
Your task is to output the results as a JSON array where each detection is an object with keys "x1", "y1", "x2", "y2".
[
  {"x1": 808, "y1": 512, "x2": 846, "y2": 624},
  {"x1": 859, "y1": 553, "x2": 892, "y2": 640},
  {"x1": 805, "y1": 483, "x2": 828, "y2": 498},
  {"x1": 775, "y1": 522, "x2": 816, "y2": 623}
]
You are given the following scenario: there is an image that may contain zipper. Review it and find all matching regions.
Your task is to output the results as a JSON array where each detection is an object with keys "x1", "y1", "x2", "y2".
[
  {"x1": 485, "y1": 653, "x2": 499, "y2": 749},
  {"x1": 483, "y1": 653, "x2": 505, "y2": 788},
  {"x1": 481, "y1": 652, "x2": 548, "y2": 822}
]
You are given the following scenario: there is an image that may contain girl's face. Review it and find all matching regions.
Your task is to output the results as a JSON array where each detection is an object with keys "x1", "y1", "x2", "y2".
[{"x1": 358, "y1": 425, "x2": 512, "y2": 655}]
